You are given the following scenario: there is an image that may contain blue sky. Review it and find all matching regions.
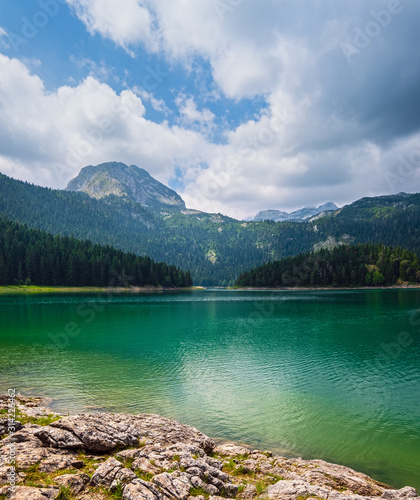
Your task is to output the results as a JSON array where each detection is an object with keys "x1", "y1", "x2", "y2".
[{"x1": 0, "y1": 0, "x2": 419, "y2": 218}]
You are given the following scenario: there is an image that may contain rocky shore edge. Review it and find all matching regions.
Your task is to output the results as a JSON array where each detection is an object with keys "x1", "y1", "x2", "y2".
[{"x1": 0, "y1": 393, "x2": 418, "y2": 500}]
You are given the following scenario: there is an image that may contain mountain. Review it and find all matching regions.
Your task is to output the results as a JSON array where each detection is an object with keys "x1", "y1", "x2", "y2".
[
  {"x1": 66, "y1": 162, "x2": 186, "y2": 214},
  {"x1": 1, "y1": 167, "x2": 419, "y2": 286},
  {"x1": 254, "y1": 202, "x2": 339, "y2": 222}
]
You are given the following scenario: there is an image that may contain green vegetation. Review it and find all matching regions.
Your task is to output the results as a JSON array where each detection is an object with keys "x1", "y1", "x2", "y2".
[
  {"x1": 1, "y1": 173, "x2": 420, "y2": 285},
  {"x1": 110, "y1": 482, "x2": 124, "y2": 499},
  {"x1": 235, "y1": 244, "x2": 420, "y2": 288},
  {"x1": 56, "y1": 488, "x2": 73, "y2": 500},
  {"x1": 134, "y1": 470, "x2": 154, "y2": 481},
  {"x1": 0, "y1": 215, "x2": 192, "y2": 288},
  {"x1": 189, "y1": 486, "x2": 209, "y2": 498}
]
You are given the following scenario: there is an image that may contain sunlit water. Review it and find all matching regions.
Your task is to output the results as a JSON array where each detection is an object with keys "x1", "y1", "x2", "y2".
[{"x1": 0, "y1": 289, "x2": 419, "y2": 489}]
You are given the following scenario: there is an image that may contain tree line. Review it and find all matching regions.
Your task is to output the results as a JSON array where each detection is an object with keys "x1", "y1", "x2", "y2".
[
  {"x1": 235, "y1": 243, "x2": 420, "y2": 288},
  {"x1": 0, "y1": 216, "x2": 192, "y2": 288}
]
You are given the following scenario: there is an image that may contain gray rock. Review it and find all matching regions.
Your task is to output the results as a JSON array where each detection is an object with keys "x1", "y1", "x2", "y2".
[
  {"x1": 90, "y1": 457, "x2": 136, "y2": 489},
  {"x1": 123, "y1": 478, "x2": 168, "y2": 500},
  {"x1": 152, "y1": 471, "x2": 192, "y2": 500},
  {"x1": 0, "y1": 417, "x2": 22, "y2": 436},
  {"x1": 222, "y1": 482, "x2": 239, "y2": 498},
  {"x1": 381, "y1": 488, "x2": 420, "y2": 500},
  {"x1": 266, "y1": 479, "x2": 420, "y2": 500},
  {"x1": 5, "y1": 486, "x2": 59, "y2": 499},
  {"x1": 53, "y1": 473, "x2": 89, "y2": 493},
  {"x1": 34, "y1": 426, "x2": 85, "y2": 450},
  {"x1": 36, "y1": 413, "x2": 214, "y2": 453},
  {"x1": 239, "y1": 484, "x2": 257, "y2": 499},
  {"x1": 214, "y1": 443, "x2": 250, "y2": 457},
  {"x1": 0, "y1": 466, "x2": 24, "y2": 486},
  {"x1": 266, "y1": 479, "x2": 337, "y2": 499},
  {"x1": 132, "y1": 457, "x2": 161, "y2": 475},
  {"x1": 38, "y1": 455, "x2": 83, "y2": 473}
]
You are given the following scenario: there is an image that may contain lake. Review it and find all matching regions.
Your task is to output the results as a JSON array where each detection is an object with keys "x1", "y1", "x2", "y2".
[{"x1": 0, "y1": 289, "x2": 419, "y2": 490}]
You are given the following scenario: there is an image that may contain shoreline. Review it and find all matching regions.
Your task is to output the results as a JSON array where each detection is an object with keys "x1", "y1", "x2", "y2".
[
  {"x1": 0, "y1": 285, "x2": 204, "y2": 295},
  {"x1": 231, "y1": 284, "x2": 420, "y2": 291},
  {"x1": 1, "y1": 393, "x2": 418, "y2": 500}
]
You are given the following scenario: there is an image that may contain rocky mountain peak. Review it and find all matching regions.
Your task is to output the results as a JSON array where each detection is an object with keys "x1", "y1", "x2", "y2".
[{"x1": 66, "y1": 162, "x2": 186, "y2": 213}]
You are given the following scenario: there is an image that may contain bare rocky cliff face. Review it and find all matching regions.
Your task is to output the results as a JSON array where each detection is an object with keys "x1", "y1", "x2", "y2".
[
  {"x1": 0, "y1": 394, "x2": 418, "y2": 500},
  {"x1": 66, "y1": 162, "x2": 186, "y2": 215}
]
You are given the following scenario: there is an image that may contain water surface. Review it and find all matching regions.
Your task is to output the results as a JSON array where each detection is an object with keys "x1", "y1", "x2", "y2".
[{"x1": 0, "y1": 289, "x2": 419, "y2": 489}]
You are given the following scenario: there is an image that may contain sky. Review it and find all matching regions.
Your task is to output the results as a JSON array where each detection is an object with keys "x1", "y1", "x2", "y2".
[{"x1": 0, "y1": 0, "x2": 419, "y2": 219}]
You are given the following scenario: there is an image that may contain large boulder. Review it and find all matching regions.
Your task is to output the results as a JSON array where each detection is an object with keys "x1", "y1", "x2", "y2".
[{"x1": 35, "y1": 413, "x2": 214, "y2": 453}]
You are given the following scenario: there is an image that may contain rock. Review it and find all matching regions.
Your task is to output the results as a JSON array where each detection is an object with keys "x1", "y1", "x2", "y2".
[
  {"x1": 36, "y1": 413, "x2": 214, "y2": 453},
  {"x1": 152, "y1": 471, "x2": 192, "y2": 500},
  {"x1": 123, "y1": 478, "x2": 168, "y2": 500},
  {"x1": 5, "y1": 486, "x2": 59, "y2": 499},
  {"x1": 0, "y1": 466, "x2": 24, "y2": 486},
  {"x1": 214, "y1": 443, "x2": 250, "y2": 457},
  {"x1": 34, "y1": 427, "x2": 85, "y2": 450},
  {"x1": 1, "y1": 394, "x2": 419, "y2": 500},
  {"x1": 266, "y1": 479, "x2": 420, "y2": 500},
  {"x1": 270, "y1": 457, "x2": 386, "y2": 496},
  {"x1": 90, "y1": 457, "x2": 137, "y2": 489},
  {"x1": 266, "y1": 479, "x2": 337, "y2": 499},
  {"x1": 381, "y1": 488, "x2": 420, "y2": 500},
  {"x1": 222, "y1": 482, "x2": 239, "y2": 498},
  {"x1": 0, "y1": 417, "x2": 23, "y2": 436},
  {"x1": 38, "y1": 456, "x2": 84, "y2": 473},
  {"x1": 53, "y1": 473, "x2": 89, "y2": 493},
  {"x1": 239, "y1": 484, "x2": 257, "y2": 499},
  {"x1": 132, "y1": 457, "x2": 161, "y2": 475}
]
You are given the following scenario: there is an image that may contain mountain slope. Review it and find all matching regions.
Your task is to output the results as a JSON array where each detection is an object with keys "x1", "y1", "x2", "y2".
[
  {"x1": 66, "y1": 162, "x2": 186, "y2": 214},
  {"x1": 254, "y1": 202, "x2": 338, "y2": 222},
  {"x1": 0, "y1": 169, "x2": 419, "y2": 286}
]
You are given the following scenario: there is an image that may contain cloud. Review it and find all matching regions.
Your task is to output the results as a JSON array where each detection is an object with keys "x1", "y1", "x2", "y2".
[
  {"x1": 133, "y1": 87, "x2": 170, "y2": 114},
  {"x1": 0, "y1": 26, "x2": 9, "y2": 49},
  {"x1": 69, "y1": 55, "x2": 119, "y2": 83},
  {"x1": 66, "y1": 0, "x2": 157, "y2": 55},
  {"x1": 0, "y1": 53, "x2": 210, "y2": 190},
  {"x1": 2, "y1": 0, "x2": 420, "y2": 219},
  {"x1": 175, "y1": 95, "x2": 215, "y2": 135}
]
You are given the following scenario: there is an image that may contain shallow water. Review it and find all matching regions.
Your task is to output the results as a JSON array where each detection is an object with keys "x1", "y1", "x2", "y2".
[{"x1": 0, "y1": 289, "x2": 419, "y2": 489}]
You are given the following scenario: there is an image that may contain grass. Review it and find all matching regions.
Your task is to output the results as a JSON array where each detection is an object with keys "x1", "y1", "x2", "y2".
[
  {"x1": 0, "y1": 285, "x2": 194, "y2": 295},
  {"x1": 134, "y1": 470, "x2": 154, "y2": 482},
  {"x1": 13, "y1": 406, "x2": 61, "y2": 427},
  {"x1": 56, "y1": 487, "x2": 74, "y2": 500},
  {"x1": 256, "y1": 481, "x2": 267, "y2": 494},
  {"x1": 189, "y1": 486, "x2": 209, "y2": 498},
  {"x1": 18, "y1": 463, "x2": 83, "y2": 487},
  {"x1": 110, "y1": 482, "x2": 124, "y2": 499}
]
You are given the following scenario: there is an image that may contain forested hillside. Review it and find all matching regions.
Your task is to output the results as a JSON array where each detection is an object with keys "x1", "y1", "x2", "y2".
[
  {"x1": 235, "y1": 244, "x2": 420, "y2": 288},
  {"x1": 0, "y1": 216, "x2": 192, "y2": 288},
  {"x1": 1, "y1": 172, "x2": 420, "y2": 285}
]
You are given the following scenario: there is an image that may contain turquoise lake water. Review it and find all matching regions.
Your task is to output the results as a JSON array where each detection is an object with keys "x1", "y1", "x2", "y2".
[{"x1": 0, "y1": 289, "x2": 419, "y2": 489}]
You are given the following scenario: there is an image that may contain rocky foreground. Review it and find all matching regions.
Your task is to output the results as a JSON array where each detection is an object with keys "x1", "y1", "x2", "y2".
[{"x1": 0, "y1": 394, "x2": 418, "y2": 500}]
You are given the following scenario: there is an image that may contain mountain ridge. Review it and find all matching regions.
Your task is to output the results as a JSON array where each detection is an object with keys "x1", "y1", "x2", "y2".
[{"x1": 254, "y1": 202, "x2": 339, "y2": 222}]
